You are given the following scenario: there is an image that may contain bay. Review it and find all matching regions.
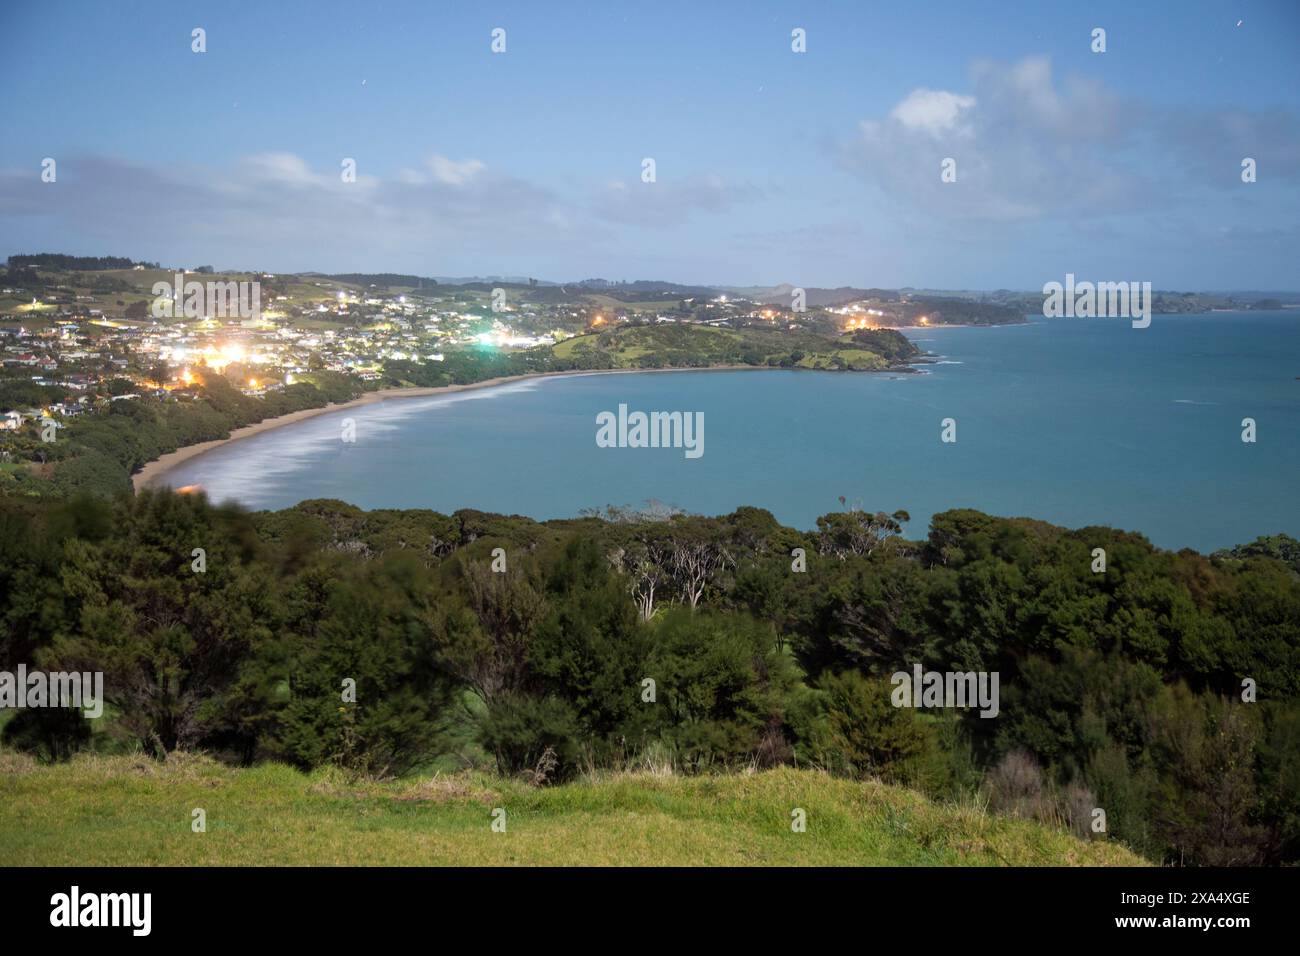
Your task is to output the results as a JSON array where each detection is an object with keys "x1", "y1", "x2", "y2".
[{"x1": 155, "y1": 312, "x2": 1300, "y2": 552}]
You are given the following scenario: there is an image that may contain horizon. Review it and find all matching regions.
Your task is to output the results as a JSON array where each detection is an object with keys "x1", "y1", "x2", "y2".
[
  {"x1": 6, "y1": 254, "x2": 1300, "y2": 298},
  {"x1": 2, "y1": 0, "x2": 1298, "y2": 288}
]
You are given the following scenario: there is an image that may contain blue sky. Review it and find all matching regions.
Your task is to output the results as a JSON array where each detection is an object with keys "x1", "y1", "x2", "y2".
[{"x1": 1, "y1": 0, "x2": 1298, "y2": 288}]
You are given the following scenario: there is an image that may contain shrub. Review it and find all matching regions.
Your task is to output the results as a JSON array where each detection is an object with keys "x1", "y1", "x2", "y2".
[
  {"x1": 811, "y1": 670, "x2": 932, "y2": 783},
  {"x1": 648, "y1": 608, "x2": 796, "y2": 771},
  {"x1": 479, "y1": 693, "x2": 581, "y2": 780}
]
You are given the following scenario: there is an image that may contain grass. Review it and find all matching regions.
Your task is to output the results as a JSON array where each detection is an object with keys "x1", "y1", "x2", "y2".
[{"x1": 0, "y1": 751, "x2": 1146, "y2": 866}]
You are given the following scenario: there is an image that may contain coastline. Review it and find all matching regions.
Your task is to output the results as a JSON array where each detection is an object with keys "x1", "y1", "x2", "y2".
[{"x1": 132, "y1": 365, "x2": 776, "y2": 491}]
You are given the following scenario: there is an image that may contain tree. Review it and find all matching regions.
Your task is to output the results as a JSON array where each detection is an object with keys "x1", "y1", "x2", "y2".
[
  {"x1": 664, "y1": 521, "x2": 735, "y2": 610},
  {"x1": 42, "y1": 491, "x2": 275, "y2": 757},
  {"x1": 817, "y1": 506, "x2": 911, "y2": 559},
  {"x1": 808, "y1": 670, "x2": 932, "y2": 782},
  {"x1": 430, "y1": 556, "x2": 546, "y2": 706}
]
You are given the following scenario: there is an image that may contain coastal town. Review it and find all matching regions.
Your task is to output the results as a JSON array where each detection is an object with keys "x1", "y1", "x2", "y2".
[
  {"x1": 1, "y1": 256, "x2": 995, "y2": 448},
  {"x1": 0, "y1": 256, "x2": 973, "y2": 496},
  {"x1": 5, "y1": 255, "x2": 1276, "y2": 499}
]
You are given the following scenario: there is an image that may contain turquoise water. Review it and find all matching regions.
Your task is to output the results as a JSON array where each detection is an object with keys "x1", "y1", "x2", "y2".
[{"x1": 158, "y1": 313, "x2": 1300, "y2": 552}]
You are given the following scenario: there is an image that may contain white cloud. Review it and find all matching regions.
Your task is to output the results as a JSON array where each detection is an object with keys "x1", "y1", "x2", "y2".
[
  {"x1": 888, "y1": 89, "x2": 976, "y2": 136},
  {"x1": 842, "y1": 57, "x2": 1156, "y2": 224},
  {"x1": 427, "y1": 155, "x2": 486, "y2": 186}
]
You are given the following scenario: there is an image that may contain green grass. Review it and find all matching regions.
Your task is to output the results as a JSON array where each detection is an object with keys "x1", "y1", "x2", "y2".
[{"x1": 0, "y1": 752, "x2": 1145, "y2": 866}]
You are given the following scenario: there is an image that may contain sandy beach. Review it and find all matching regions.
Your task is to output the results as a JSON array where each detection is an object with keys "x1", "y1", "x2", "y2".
[{"x1": 131, "y1": 366, "x2": 769, "y2": 491}]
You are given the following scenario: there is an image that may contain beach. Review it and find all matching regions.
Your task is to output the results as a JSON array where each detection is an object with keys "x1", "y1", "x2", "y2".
[{"x1": 131, "y1": 366, "x2": 770, "y2": 491}]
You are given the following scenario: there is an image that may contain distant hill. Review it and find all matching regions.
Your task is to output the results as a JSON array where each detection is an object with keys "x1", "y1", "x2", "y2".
[
  {"x1": 433, "y1": 275, "x2": 556, "y2": 286},
  {"x1": 6, "y1": 253, "x2": 160, "y2": 271},
  {"x1": 573, "y1": 278, "x2": 717, "y2": 297},
  {"x1": 552, "y1": 322, "x2": 921, "y2": 371},
  {"x1": 320, "y1": 273, "x2": 439, "y2": 290},
  {"x1": 988, "y1": 289, "x2": 1300, "y2": 315},
  {"x1": 734, "y1": 284, "x2": 901, "y2": 308}
]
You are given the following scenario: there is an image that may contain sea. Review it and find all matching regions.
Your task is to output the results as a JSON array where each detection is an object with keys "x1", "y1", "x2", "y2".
[{"x1": 154, "y1": 312, "x2": 1300, "y2": 553}]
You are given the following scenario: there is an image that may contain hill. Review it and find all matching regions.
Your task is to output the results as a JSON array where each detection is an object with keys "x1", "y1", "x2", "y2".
[
  {"x1": 0, "y1": 753, "x2": 1144, "y2": 866},
  {"x1": 553, "y1": 323, "x2": 921, "y2": 371}
]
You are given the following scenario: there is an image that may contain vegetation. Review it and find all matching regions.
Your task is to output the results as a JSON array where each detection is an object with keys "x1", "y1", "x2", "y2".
[
  {"x1": 0, "y1": 753, "x2": 1142, "y2": 866},
  {"x1": 0, "y1": 370, "x2": 363, "y2": 498},
  {"x1": 551, "y1": 323, "x2": 919, "y2": 371},
  {"x1": 7, "y1": 253, "x2": 159, "y2": 271},
  {"x1": 2, "y1": 492, "x2": 1296, "y2": 865}
]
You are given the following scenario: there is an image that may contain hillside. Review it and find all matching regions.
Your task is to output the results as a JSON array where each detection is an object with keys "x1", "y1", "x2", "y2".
[
  {"x1": 554, "y1": 323, "x2": 921, "y2": 371},
  {"x1": 0, "y1": 753, "x2": 1144, "y2": 866}
]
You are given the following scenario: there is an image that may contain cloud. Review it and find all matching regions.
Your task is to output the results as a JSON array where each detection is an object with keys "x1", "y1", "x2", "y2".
[
  {"x1": 394, "y1": 155, "x2": 487, "y2": 187},
  {"x1": 839, "y1": 55, "x2": 1300, "y2": 228},
  {"x1": 591, "y1": 174, "x2": 763, "y2": 228},
  {"x1": 889, "y1": 89, "x2": 976, "y2": 136},
  {"x1": 1160, "y1": 107, "x2": 1300, "y2": 182},
  {"x1": 0, "y1": 150, "x2": 767, "y2": 272},
  {"x1": 0, "y1": 152, "x2": 582, "y2": 271},
  {"x1": 236, "y1": 153, "x2": 337, "y2": 189}
]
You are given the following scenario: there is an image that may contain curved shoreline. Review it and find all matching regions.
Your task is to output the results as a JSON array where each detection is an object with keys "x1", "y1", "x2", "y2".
[{"x1": 131, "y1": 365, "x2": 785, "y2": 491}]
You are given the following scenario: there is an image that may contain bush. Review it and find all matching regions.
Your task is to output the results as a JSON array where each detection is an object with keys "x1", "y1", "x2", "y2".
[
  {"x1": 647, "y1": 608, "x2": 796, "y2": 771},
  {"x1": 0, "y1": 709, "x2": 92, "y2": 762},
  {"x1": 807, "y1": 670, "x2": 932, "y2": 783},
  {"x1": 271, "y1": 554, "x2": 454, "y2": 777},
  {"x1": 480, "y1": 693, "x2": 581, "y2": 780}
]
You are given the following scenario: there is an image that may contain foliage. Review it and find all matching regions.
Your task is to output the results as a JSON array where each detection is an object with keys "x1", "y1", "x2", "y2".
[{"x1": 1, "y1": 491, "x2": 1297, "y2": 864}]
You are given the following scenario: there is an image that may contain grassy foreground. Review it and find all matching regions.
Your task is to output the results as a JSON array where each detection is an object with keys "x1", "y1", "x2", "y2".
[{"x1": 0, "y1": 752, "x2": 1145, "y2": 866}]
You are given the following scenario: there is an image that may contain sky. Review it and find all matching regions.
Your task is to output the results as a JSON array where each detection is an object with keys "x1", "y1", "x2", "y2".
[{"x1": 1, "y1": 0, "x2": 1298, "y2": 289}]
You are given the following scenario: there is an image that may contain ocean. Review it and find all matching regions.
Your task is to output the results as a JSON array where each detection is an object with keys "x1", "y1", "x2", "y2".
[{"x1": 154, "y1": 312, "x2": 1300, "y2": 552}]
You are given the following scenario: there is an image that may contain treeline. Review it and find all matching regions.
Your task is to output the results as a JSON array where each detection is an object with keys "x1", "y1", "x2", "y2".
[
  {"x1": 324, "y1": 273, "x2": 438, "y2": 289},
  {"x1": 1, "y1": 493, "x2": 1296, "y2": 865},
  {"x1": 382, "y1": 345, "x2": 615, "y2": 389},
  {"x1": 899, "y1": 297, "x2": 1024, "y2": 325},
  {"x1": 557, "y1": 324, "x2": 921, "y2": 371},
  {"x1": 6, "y1": 254, "x2": 159, "y2": 271},
  {"x1": 2, "y1": 372, "x2": 362, "y2": 498}
]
